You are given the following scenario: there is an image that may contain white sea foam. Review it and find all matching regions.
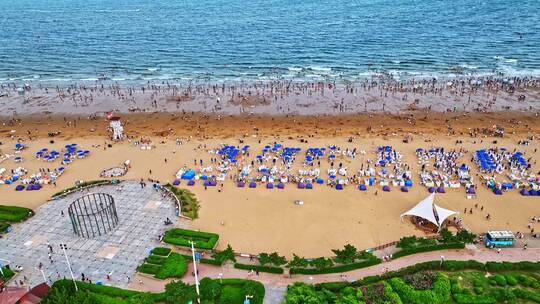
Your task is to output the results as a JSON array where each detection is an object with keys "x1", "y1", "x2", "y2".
[{"x1": 309, "y1": 66, "x2": 331, "y2": 72}]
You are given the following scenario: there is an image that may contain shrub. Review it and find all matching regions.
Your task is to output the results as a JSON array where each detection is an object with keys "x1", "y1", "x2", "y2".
[
  {"x1": 155, "y1": 253, "x2": 188, "y2": 279},
  {"x1": 473, "y1": 287, "x2": 484, "y2": 295},
  {"x1": 151, "y1": 247, "x2": 171, "y2": 256},
  {"x1": 493, "y1": 274, "x2": 507, "y2": 286},
  {"x1": 145, "y1": 255, "x2": 166, "y2": 265},
  {"x1": 453, "y1": 293, "x2": 497, "y2": 304},
  {"x1": 200, "y1": 278, "x2": 221, "y2": 301},
  {"x1": 51, "y1": 180, "x2": 110, "y2": 198},
  {"x1": 0, "y1": 222, "x2": 11, "y2": 233},
  {"x1": 517, "y1": 274, "x2": 533, "y2": 287},
  {"x1": 396, "y1": 235, "x2": 437, "y2": 249},
  {"x1": 163, "y1": 228, "x2": 219, "y2": 249},
  {"x1": 389, "y1": 273, "x2": 451, "y2": 304},
  {"x1": 0, "y1": 205, "x2": 33, "y2": 222},
  {"x1": 164, "y1": 184, "x2": 200, "y2": 219},
  {"x1": 241, "y1": 280, "x2": 265, "y2": 304},
  {"x1": 234, "y1": 263, "x2": 284, "y2": 274},
  {"x1": 403, "y1": 271, "x2": 437, "y2": 290},
  {"x1": 472, "y1": 278, "x2": 484, "y2": 287},
  {"x1": 137, "y1": 263, "x2": 160, "y2": 275},
  {"x1": 513, "y1": 288, "x2": 540, "y2": 303},
  {"x1": 505, "y1": 274, "x2": 517, "y2": 286},
  {"x1": 0, "y1": 267, "x2": 15, "y2": 280}
]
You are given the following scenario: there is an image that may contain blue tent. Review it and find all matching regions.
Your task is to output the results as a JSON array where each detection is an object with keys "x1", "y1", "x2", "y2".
[
  {"x1": 181, "y1": 170, "x2": 196, "y2": 180},
  {"x1": 428, "y1": 187, "x2": 435, "y2": 193},
  {"x1": 336, "y1": 184, "x2": 343, "y2": 190},
  {"x1": 316, "y1": 178, "x2": 324, "y2": 184},
  {"x1": 400, "y1": 186, "x2": 409, "y2": 192},
  {"x1": 277, "y1": 183, "x2": 285, "y2": 189},
  {"x1": 249, "y1": 182, "x2": 257, "y2": 188},
  {"x1": 298, "y1": 183, "x2": 305, "y2": 189},
  {"x1": 405, "y1": 180, "x2": 413, "y2": 187},
  {"x1": 187, "y1": 180, "x2": 195, "y2": 186},
  {"x1": 266, "y1": 183, "x2": 274, "y2": 189},
  {"x1": 306, "y1": 183, "x2": 313, "y2": 189},
  {"x1": 437, "y1": 187, "x2": 445, "y2": 193},
  {"x1": 358, "y1": 184, "x2": 367, "y2": 191},
  {"x1": 237, "y1": 181, "x2": 245, "y2": 188},
  {"x1": 520, "y1": 189, "x2": 529, "y2": 196},
  {"x1": 383, "y1": 185, "x2": 390, "y2": 192}
]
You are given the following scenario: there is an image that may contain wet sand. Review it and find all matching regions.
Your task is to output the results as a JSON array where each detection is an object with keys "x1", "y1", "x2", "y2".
[{"x1": 1, "y1": 112, "x2": 539, "y2": 257}]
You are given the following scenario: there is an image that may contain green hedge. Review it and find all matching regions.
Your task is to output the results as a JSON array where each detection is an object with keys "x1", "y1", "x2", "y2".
[
  {"x1": 137, "y1": 263, "x2": 160, "y2": 275},
  {"x1": 51, "y1": 180, "x2": 111, "y2": 198},
  {"x1": 393, "y1": 242, "x2": 465, "y2": 259},
  {"x1": 234, "y1": 263, "x2": 284, "y2": 274},
  {"x1": 0, "y1": 222, "x2": 11, "y2": 233},
  {"x1": 155, "y1": 253, "x2": 188, "y2": 279},
  {"x1": 220, "y1": 279, "x2": 266, "y2": 304},
  {"x1": 0, "y1": 267, "x2": 15, "y2": 280},
  {"x1": 151, "y1": 247, "x2": 171, "y2": 256},
  {"x1": 290, "y1": 257, "x2": 381, "y2": 275},
  {"x1": 485, "y1": 261, "x2": 540, "y2": 272},
  {"x1": 163, "y1": 228, "x2": 219, "y2": 249},
  {"x1": 0, "y1": 205, "x2": 33, "y2": 222},
  {"x1": 145, "y1": 255, "x2": 166, "y2": 265}
]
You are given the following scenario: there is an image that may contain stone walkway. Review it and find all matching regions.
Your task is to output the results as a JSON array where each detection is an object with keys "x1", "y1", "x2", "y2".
[
  {"x1": 130, "y1": 247, "x2": 540, "y2": 304},
  {"x1": 1, "y1": 181, "x2": 178, "y2": 288}
]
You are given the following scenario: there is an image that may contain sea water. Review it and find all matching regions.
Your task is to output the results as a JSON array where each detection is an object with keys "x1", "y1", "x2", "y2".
[{"x1": 0, "y1": 0, "x2": 539, "y2": 84}]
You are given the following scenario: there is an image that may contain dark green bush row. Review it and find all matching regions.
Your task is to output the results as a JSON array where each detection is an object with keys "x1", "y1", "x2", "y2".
[
  {"x1": 393, "y1": 242, "x2": 465, "y2": 259},
  {"x1": 234, "y1": 263, "x2": 284, "y2": 274},
  {"x1": 51, "y1": 180, "x2": 111, "y2": 198},
  {"x1": 145, "y1": 255, "x2": 166, "y2": 265},
  {"x1": 163, "y1": 228, "x2": 219, "y2": 249},
  {"x1": 151, "y1": 247, "x2": 171, "y2": 256},
  {"x1": 0, "y1": 205, "x2": 33, "y2": 222},
  {"x1": 485, "y1": 261, "x2": 540, "y2": 272},
  {"x1": 290, "y1": 257, "x2": 381, "y2": 275},
  {"x1": 137, "y1": 263, "x2": 160, "y2": 275}
]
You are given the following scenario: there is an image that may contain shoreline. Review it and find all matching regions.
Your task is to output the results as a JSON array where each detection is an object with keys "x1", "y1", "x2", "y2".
[{"x1": 1, "y1": 76, "x2": 539, "y2": 116}]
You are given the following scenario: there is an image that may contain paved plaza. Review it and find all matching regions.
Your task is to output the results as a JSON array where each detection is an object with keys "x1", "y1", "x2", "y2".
[{"x1": 0, "y1": 181, "x2": 178, "y2": 288}]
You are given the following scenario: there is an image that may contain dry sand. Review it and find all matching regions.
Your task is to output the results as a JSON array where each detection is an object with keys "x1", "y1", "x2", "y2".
[{"x1": 1, "y1": 112, "x2": 539, "y2": 257}]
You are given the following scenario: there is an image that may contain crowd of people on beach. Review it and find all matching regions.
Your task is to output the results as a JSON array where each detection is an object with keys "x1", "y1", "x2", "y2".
[{"x1": 1, "y1": 74, "x2": 539, "y2": 113}]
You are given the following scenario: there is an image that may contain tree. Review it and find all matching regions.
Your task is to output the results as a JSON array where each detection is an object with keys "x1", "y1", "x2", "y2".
[
  {"x1": 259, "y1": 252, "x2": 287, "y2": 266},
  {"x1": 332, "y1": 244, "x2": 359, "y2": 264},
  {"x1": 212, "y1": 244, "x2": 236, "y2": 264},
  {"x1": 287, "y1": 254, "x2": 309, "y2": 268},
  {"x1": 165, "y1": 280, "x2": 196, "y2": 304},
  {"x1": 242, "y1": 281, "x2": 262, "y2": 302},
  {"x1": 199, "y1": 278, "x2": 221, "y2": 301},
  {"x1": 309, "y1": 257, "x2": 334, "y2": 269}
]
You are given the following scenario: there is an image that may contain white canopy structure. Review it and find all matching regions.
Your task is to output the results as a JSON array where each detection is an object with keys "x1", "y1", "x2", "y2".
[{"x1": 400, "y1": 193, "x2": 457, "y2": 230}]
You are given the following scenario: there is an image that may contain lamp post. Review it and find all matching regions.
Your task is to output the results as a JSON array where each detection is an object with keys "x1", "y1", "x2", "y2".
[
  {"x1": 36, "y1": 267, "x2": 47, "y2": 283},
  {"x1": 190, "y1": 241, "x2": 200, "y2": 304},
  {"x1": 60, "y1": 244, "x2": 78, "y2": 291}
]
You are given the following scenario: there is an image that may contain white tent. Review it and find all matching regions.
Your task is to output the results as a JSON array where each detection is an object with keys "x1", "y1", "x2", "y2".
[{"x1": 400, "y1": 193, "x2": 457, "y2": 230}]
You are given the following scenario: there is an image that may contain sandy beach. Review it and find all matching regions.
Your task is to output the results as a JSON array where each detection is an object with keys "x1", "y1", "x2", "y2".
[{"x1": 1, "y1": 111, "x2": 539, "y2": 257}]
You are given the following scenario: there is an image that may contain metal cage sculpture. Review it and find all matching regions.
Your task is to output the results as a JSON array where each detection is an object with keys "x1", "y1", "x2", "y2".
[{"x1": 68, "y1": 193, "x2": 119, "y2": 238}]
